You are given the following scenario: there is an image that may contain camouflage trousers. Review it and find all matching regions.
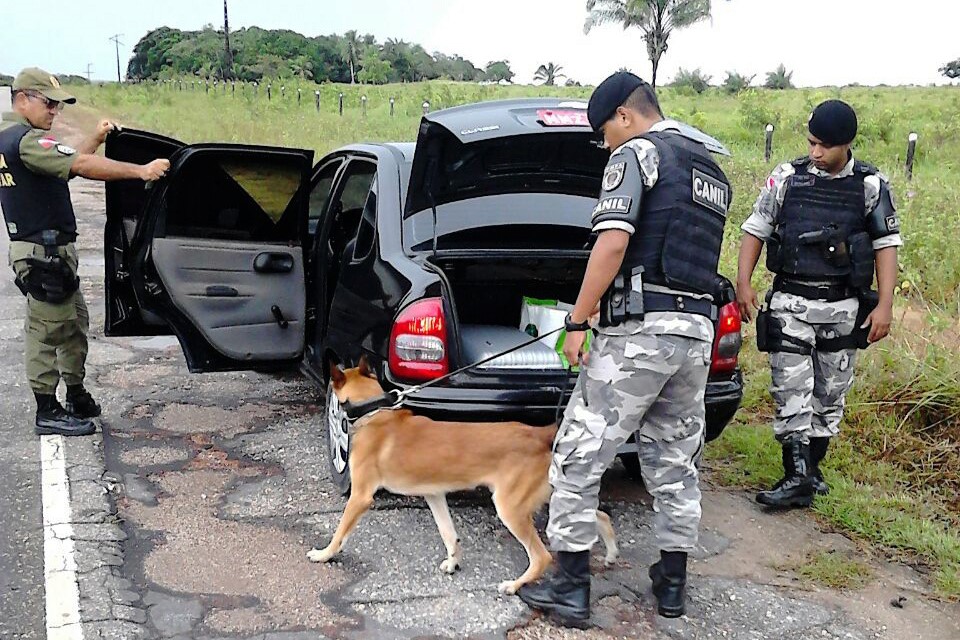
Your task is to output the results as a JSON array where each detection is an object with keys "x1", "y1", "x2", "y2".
[
  {"x1": 768, "y1": 291, "x2": 858, "y2": 442},
  {"x1": 547, "y1": 329, "x2": 711, "y2": 554},
  {"x1": 8, "y1": 241, "x2": 89, "y2": 395}
]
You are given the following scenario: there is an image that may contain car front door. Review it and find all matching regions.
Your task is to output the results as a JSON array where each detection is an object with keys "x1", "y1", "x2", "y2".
[{"x1": 111, "y1": 136, "x2": 314, "y2": 372}]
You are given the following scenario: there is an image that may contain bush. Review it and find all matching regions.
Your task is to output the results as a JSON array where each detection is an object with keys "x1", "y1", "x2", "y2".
[
  {"x1": 672, "y1": 67, "x2": 712, "y2": 94},
  {"x1": 722, "y1": 71, "x2": 755, "y2": 94}
]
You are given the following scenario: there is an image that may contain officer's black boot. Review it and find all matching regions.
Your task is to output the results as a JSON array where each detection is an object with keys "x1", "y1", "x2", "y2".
[
  {"x1": 756, "y1": 436, "x2": 815, "y2": 508},
  {"x1": 35, "y1": 393, "x2": 96, "y2": 436},
  {"x1": 808, "y1": 437, "x2": 831, "y2": 495},
  {"x1": 649, "y1": 550, "x2": 688, "y2": 618},
  {"x1": 65, "y1": 384, "x2": 102, "y2": 419},
  {"x1": 517, "y1": 550, "x2": 591, "y2": 627}
]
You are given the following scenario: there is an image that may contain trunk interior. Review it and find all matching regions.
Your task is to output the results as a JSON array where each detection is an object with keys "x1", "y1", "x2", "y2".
[{"x1": 430, "y1": 252, "x2": 589, "y2": 372}]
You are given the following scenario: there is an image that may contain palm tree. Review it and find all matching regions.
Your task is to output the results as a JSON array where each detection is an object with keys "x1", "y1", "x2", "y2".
[
  {"x1": 764, "y1": 63, "x2": 794, "y2": 90},
  {"x1": 584, "y1": 0, "x2": 713, "y2": 88},
  {"x1": 340, "y1": 30, "x2": 361, "y2": 84},
  {"x1": 534, "y1": 62, "x2": 566, "y2": 86}
]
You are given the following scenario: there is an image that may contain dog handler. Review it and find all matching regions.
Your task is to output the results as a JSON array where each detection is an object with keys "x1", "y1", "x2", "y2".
[
  {"x1": 0, "y1": 68, "x2": 169, "y2": 436},
  {"x1": 736, "y1": 100, "x2": 902, "y2": 507},
  {"x1": 517, "y1": 72, "x2": 731, "y2": 622}
]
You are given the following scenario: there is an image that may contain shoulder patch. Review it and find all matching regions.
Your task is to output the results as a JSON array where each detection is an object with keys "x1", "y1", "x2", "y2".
[
  {"x1": 592, "y1": 196, "x2": 632, "y2": 218},
  {"x1": 602, "y1": 161, "x2": 626, "y2": 191},
  {"x1": 691, "y1": 168, "x2": 729, "y2": 217},
  {"x1": 37, "y1": 137, "x2": 57, "y2": 150},
  {"x1": 885, "y1": 215, "x2": 900, "y2": 232},
  {"x1": 56, "y1": 144, "x2": 76, "y2": 156}
]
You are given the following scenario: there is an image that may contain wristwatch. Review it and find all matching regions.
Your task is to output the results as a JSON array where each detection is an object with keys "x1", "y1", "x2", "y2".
[{"x1": 564, "y1": 313, "x2": 591, "y2": 332}]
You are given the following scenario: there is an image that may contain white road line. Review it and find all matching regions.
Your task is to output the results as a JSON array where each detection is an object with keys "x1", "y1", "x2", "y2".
[{"x1": 40, "y1": 435, "x2": 85, "y2": 640}]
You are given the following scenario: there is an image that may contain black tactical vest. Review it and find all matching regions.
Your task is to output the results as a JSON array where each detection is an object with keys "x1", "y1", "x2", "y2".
[
  {"x1": 624, "y1": 131, "x2": 730, "y2": 295},
  {"x1": 768, "y1": 159, "x2": 871, "y2": 282},
  {"x1": 0, "y1": 122, "x2": 77, "y2": 241}
]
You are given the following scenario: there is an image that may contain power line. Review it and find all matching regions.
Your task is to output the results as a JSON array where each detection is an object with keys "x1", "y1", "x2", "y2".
[{"x1": 108, "y1": 34, "x2": 124, "y2": 83}]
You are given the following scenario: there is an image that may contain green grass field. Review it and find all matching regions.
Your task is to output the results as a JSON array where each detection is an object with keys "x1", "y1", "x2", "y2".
[{"x1": 66, "y1": 79, "x2": 960, "y2": 596}]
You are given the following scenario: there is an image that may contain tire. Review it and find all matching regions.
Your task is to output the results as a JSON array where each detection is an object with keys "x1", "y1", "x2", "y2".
[{"x1": 324, "y1": 380, "x2": 352, "y2": 495}]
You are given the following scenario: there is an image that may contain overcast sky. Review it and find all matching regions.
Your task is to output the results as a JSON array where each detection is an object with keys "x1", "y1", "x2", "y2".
[{"x1": 2, "y1": 1, "x2": 956, "y2": 86}]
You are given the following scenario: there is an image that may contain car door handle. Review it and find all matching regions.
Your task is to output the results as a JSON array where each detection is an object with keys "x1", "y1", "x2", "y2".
[
  {"x1": 205, "y1": 285, "x2": 238, "y2": 297},
  {"x1": 253, "y1": 252, "x2": 294, "y2": 273}
]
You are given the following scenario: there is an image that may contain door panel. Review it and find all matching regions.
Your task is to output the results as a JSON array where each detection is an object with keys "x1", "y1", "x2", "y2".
[
  {"x1": 151, "y1": 238, "x2": 305, "y2": 360},
  {"x1": 130, "y1": 143, "x2": 314, "y2": 372}
]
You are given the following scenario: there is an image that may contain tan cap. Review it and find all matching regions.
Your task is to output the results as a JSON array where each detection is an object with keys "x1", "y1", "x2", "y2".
[{"x1": 12, "y1": 68, "x2": 76, "y2": 104}]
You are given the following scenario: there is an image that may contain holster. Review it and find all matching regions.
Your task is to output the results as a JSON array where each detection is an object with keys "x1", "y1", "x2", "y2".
[
  {"x1": 14, "y1": 232, "x2": 79, "y2": 304},
  {"x1": 756, "y1": 290, "x2": 812, "y2": 355},
  {"x1": 599, "y1": 266, "x2": 645, "y2": 328},
  {"x1": 816, "y1": 289, "x2": 879, "y2": 351}
]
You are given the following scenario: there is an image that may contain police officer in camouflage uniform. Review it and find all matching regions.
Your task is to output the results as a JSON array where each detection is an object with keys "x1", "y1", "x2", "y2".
[
  {"x1": 517, "y1": 72, "x2": 731, "y2": 623},
  {"x1": 0, "y1": 68, "x2": 169, "y2": 436},
  {"x1": 736, "y1": 100, "x2": 901, "y2": 508}
]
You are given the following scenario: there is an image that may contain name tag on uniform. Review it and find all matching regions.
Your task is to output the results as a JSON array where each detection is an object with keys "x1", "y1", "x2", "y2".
[
  {"x1": 691, "y1": 168, "x2": 729, "y2": 217},
  {"x1": 592, "y1": 196, "x2": 632, "y2": 218},
  {"x1": 789, "y1": 174, "x2": 816, "y2": 188}
]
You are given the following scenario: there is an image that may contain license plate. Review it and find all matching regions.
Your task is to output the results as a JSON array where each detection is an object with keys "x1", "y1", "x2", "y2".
[{"x1": 537, "y1": 109, "x2": 590, "y2": 127}]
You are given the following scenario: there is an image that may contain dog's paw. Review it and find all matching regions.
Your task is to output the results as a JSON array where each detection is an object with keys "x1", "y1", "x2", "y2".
[
  {"x1": 604, "y1": 550, "x2": 619, "y2": 566},
  {"x1": 497, "y1": 580, "x2": 520, "y2": 596},
  {"x1": 439, "y1": 558, "x2": 460, "y2": 574},
  {"x1": 307, "y1": 547, "x2": 334, "y2": 563}
]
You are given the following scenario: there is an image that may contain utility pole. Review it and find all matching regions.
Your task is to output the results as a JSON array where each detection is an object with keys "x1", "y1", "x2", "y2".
[
  {"x1": 84, "y1": 63, "x2": 93, "y2": 83},
  {"x1": 222, "y1": 0, "x2": 234, "y2": 80},
  {"x1": 108, "y1": 34, "x2": 124, "y2": 83}
]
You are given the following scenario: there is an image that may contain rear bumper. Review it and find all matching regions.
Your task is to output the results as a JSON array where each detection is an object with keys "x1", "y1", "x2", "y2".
[{"x1": 384, "y1": 368, "x2": 744, "y2": 436}]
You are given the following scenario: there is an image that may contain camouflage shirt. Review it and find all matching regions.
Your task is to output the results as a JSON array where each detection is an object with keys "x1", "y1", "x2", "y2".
[
  {"x1": 594, "y1": 119, "x2": 716, "y2": 344},
  {"x1": 741, "y1": 155, "x2": 904, "y2": 251}
]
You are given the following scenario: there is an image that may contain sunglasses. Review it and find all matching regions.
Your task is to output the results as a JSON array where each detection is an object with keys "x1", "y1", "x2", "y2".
[{"x1": 25, "y1": 92, "x2": 64, "y2": 113}]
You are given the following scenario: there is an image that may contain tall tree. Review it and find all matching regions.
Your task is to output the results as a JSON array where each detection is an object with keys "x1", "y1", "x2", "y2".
[
  {"x1": 534, "y1": 62, "x2": 565, "y2": 86},
  {"x1": 940, "y1": 58, "x2": 960, "y2": 80},
  {"x1": 584, "y1": 0, "x2": 713, "y2": 88},
  {"x1": 484, "y1": 60, "x2": 515, "y2": 83},
  {"x1": 764, "y1": 63, "x2": 794, "y2": 90},
  {"x1": 340, "y1": 30, "x2": 361, "y2": 84},
  {"x1": 222, "y1": 0, "x2": 234, "y2": 80}
]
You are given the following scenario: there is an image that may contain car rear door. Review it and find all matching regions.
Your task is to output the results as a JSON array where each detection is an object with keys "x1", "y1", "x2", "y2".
[{"x1": 109, "y1": 134, "x2": 314, "y2": 372}]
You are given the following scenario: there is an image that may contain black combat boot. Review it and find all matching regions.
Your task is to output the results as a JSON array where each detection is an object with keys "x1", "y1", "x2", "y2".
[
  {"x1": 649, "y1": 550, "x2": 688, "y2": 618},
  {"x1": 65, "y1": 384, "x2": 102, "y2": 419},
  {"x1": 808, "y1": 437, "x2": 831, "y2": 495},
  {"x1": 35, "y1": 393, "x2": 96, "y2": 436},
  {"x1": 517, "y1": 550, "x2": 591, "y2": 627},
  {"x1": 756, "y1": 436, "x2": 815, "y2": 508}
]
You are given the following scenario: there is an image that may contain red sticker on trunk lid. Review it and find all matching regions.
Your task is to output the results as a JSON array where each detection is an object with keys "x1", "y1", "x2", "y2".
[{"x1": 537, "y1": 110, "x2": 590, "y2": 127}]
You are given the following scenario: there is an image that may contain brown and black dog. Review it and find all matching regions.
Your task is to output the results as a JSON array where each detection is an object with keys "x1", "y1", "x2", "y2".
[{"x1": 307, "y1": 357, "x2": 618, "y2": 595}]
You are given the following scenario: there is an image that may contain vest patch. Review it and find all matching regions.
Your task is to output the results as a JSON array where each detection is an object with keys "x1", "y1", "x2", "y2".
[
  {"x1": 592, "y1": 196, "x2": 632, "y2": 218},
  {"x1": 7, "y1": 222, "x2": 17, "y2": 234},
  {"x1": 602, "y1": 161, "x2": 625, "y2": 191},
  {"x1": 0, "y1": 154, "x2": 7, "y2": 170},
  {"x1": 691, "y1": 168, "x2": 729, "y2": 216},
  {"x1": 0, "y1": 172, "x2": 15, "y2": 187},
  {"x1": 789, "y1": 174, "x2": 816, "y2": 188}
]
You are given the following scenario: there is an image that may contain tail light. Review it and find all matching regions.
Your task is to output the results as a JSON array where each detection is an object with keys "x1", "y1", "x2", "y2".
[
  {"x1": 389, "y1": 297, "x2": 450, "y2": 381},
  {"x1": 711, "y1": 302, "x2": 742, "y2": 375}
]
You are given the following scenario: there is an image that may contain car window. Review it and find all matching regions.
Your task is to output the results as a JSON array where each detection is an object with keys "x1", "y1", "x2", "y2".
[
  {"x1": 324, "y1": 159, "x2": 376, "y2": 267},
  {"x1": 352, "y1": 175, "x2": 378, "y2": 262},
  {"x1": 308, "y1": 159, "x2": 343, "y2": 235},
  {"x1": 164, "y1": 152, "x2": 305, "y2": 242}
]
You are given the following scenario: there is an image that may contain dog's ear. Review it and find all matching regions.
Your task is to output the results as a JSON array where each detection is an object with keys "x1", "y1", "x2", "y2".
[
  {"x1": 329, "y1": 361, "x2": 346, "y2": 389},
  {"x1": 358, "y1": 354, "x2": 376, "y2": 379}
]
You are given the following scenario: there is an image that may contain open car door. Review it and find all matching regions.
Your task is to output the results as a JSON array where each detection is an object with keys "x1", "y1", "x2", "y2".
[{"x1": 104, "y1": 129, "x2": 314, "y2": 372}]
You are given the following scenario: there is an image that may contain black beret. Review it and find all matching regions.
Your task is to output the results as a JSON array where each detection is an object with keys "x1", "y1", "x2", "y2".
[
  {"x1": 808, "y1": 100, "x2": 858, "y2": 146},
  {"x1": 588, "y1": 71, "x2": 645, "y2": 132}
]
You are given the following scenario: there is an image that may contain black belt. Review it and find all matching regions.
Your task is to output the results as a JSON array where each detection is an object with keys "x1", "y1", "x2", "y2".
[
  {"x1": 643, "y1": 291, "x2": 717, "y2": 321},
  {"x1": 15, "y1": 230, "x2": 76, "y2": 246},
  {"x1": 773, "y1": 277, "x2": 856, "y2": 302}
]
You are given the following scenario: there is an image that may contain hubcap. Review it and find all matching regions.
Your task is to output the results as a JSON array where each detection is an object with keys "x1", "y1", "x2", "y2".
[{"x1": 326, "y1": 386, "x2": 350, "y2": 474}]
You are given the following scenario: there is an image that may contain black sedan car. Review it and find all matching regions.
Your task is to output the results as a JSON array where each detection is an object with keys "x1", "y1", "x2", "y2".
[{"x1": 103, "y1": 98, "x2": 742, "y2": 493}]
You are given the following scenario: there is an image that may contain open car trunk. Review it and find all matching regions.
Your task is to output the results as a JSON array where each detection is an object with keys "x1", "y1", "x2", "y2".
[{"x1": 430, "y1": 251, "x2": 589, "y2": 372}]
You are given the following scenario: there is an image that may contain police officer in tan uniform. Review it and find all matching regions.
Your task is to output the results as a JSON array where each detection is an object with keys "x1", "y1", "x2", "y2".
[{"x1": 0, "y1": 68, "x2": 168, "y2": 436}]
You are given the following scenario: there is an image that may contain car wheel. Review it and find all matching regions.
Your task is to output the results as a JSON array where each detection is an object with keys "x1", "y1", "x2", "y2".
[{"x1": 325, "y1": 380, "x2": 351, "y2": 495}]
